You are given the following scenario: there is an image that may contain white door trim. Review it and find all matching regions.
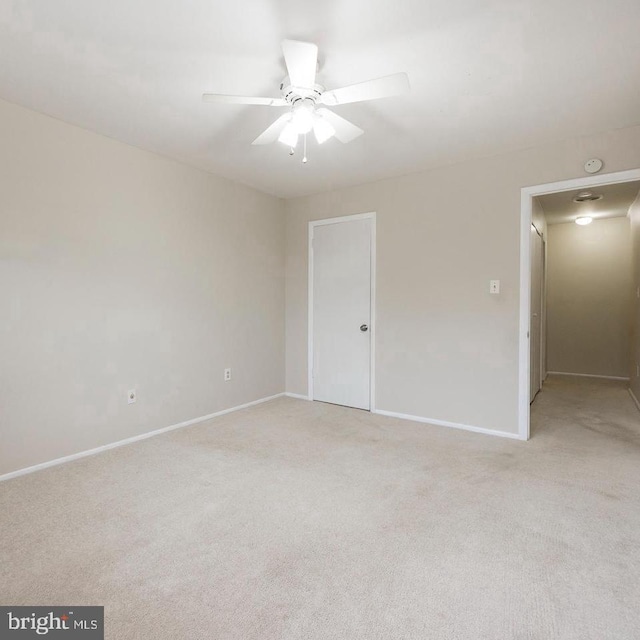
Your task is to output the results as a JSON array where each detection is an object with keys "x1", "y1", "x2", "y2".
[
  {"x1": 308, "y1": 212, "x2": 376, "y2": 411},
  {"x1": 519, "y1": 168, "x2": 640, "y2": 440}
]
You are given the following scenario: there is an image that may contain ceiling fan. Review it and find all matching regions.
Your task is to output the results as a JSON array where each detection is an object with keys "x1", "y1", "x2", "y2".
[{"x1": 202, "y1": 40, "x2": 410, "y2": 161}]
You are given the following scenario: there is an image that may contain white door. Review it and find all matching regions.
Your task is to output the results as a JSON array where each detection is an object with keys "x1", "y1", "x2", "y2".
[
  {"x1": 311, "y1": 217, "x2": 372, "y2": 410},
  {"x1": 530, "y1": 226, "x2": 544, "y2": 402}
]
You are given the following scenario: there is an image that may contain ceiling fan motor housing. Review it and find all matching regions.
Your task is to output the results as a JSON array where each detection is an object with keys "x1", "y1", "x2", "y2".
[{"x1": 280, "y1": 77, "x2": 325, "y2": 105}]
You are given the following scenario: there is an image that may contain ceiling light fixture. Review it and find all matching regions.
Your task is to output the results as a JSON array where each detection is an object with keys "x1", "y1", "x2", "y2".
[
  {"x1": 312, "y1": 117, "x2": 335, "y2": 144},
  {"x1": 290, "y1": 99, "x2": 315, "y2": 134},
  {"x1": 575, "y1": 216, "x2": 593, "y2": 225},
  {"x1": 278, "y1": 121, "x2": 298, "y2": 148},
  {"x1": 277, "y1": 98, "x2": 337, "y2": 156},
  {"x1": 573, "y1": 192, "x2": 603, "y2": 203}
]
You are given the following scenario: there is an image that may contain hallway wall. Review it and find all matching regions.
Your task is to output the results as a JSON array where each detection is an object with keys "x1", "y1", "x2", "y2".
[
  {"x1": 546, "y1": 217, "x2": 632, "y2": 378},
  {"x1": 630, "y1": 193, "x2": 640, "y2": 401}
]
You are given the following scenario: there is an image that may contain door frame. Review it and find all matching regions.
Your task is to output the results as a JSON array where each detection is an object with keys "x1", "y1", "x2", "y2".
[
  {"x1": 518, "y1": 168, "x2": 640, "y2": 440},
  {"x1": 530, "y1": 223, "x2": 544, "y2": 402},
  {"x1": 308, "y1": 212, "x2": 377, "y2": 411}
]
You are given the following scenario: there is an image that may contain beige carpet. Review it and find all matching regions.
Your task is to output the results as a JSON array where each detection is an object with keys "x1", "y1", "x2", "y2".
[{"x1": 2, "y1": 375, "x2": 639, "y2": 639}]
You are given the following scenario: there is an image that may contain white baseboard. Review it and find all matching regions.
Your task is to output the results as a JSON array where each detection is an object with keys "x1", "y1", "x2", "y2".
[
  {"x1": 373, "y1": 409, "x2": 523, "y2": 440},
  {"x1": 284, "y1": 392, "x2": 310, "y2": 400},
  {"x1": 629, "y1": 388, "x2": 640, "y2": 413},
  {"x1": 547, "y1": 371, "x2": 630, "y2": 382},
  {"x1": 0, "y1": 392, "x2": 286, "y2": 483},
  {"x1": 284, "y1": 394, "x2": 520, "y2": 440}
]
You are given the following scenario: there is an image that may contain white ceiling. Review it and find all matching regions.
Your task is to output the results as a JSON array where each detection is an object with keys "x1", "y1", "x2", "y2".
[
  {"x1": 1, "y1": 0, "x2": 639, "y2": 198},
  {"x1": 537, "y1": 181, "x2": 640, "y2": 225}
]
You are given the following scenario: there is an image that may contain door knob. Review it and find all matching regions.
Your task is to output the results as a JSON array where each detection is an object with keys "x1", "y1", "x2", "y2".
[{"x1": 360, "y1": 324, "x2": 368, "y2": 332}]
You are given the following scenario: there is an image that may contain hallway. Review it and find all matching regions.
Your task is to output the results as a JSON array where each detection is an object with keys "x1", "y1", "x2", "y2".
[{"x1": 531, "y1": 374, "x2": 640, "y2": 443}]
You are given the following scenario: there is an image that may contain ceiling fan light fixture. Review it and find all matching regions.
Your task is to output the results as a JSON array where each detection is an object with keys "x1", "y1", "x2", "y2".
[
  {"x1": 313, "y1": 116, "x2": 335, "y2": 144},
  {"x1": 278, "y1": 123, "x2": 298, "y2": 148},
  {"x1": 291, "y1": 100, "x2": 315, "y2": 134},
  {"x1": 203, "y1": 39, "x2": 409, "y2": 156}
]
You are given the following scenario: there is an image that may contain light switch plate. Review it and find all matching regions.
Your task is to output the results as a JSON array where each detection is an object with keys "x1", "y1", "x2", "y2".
[{"x1": 490, "y1": 280, "x2": 500, "y2": 294}]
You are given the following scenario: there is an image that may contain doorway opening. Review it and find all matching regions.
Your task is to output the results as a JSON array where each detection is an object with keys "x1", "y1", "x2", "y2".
[{"x1": 519, "y1": 169, "x2": 640, "y2": 440}]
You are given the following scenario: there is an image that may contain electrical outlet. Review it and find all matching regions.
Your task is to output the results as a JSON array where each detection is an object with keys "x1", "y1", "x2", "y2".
[
  {"x1": 224, "y1": 368, "x2": 231, "y2": 382},
  {"x1": 128, "y1": 389, "x2": 136, "y2": 404}
]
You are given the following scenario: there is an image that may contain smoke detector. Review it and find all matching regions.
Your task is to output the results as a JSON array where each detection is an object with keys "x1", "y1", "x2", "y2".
[{"x1": 584, "y1": 158, "x2": 603, "y2": 174}]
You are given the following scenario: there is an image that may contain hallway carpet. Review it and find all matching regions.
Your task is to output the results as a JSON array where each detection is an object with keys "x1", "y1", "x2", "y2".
[{"x1": 2, "y1": 375, "x2": 639, "y2": 639}]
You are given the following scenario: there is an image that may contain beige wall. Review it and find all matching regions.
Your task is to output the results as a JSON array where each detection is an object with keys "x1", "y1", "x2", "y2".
[
  {"x1": 630, "y1": 194, "x2": 640, "y2": 401},
  {"x1": 0, "y1": 99, "x2": 285, "y2": 475},
  {"x1": 285, "y1": 124, "x2": 640, "y2": 435},
  {"x1": 546, "y1": 218, "x2": 631, "y2": 378}
]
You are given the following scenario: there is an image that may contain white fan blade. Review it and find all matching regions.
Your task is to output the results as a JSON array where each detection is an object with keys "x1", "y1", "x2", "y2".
[
  {"x1": 319, "y1": 72, "x2": 410, "y2": 106},
  {"x1": 281, "y1": 39, "x2": 318, "y2": 88},
  {"x1": 252, "y1": 114, "x2": 292, "y2": 145},
  {"x1": 202, "y1": 94, "x2": 287, "y2": 106},
  {"x1": 315, "y1": 108, "x2": 363, "y2": 143}
]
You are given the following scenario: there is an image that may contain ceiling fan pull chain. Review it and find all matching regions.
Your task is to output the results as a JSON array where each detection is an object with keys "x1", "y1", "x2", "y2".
[{"x1": 303, "y1": 133, "x2": 308, "y2": 164}]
